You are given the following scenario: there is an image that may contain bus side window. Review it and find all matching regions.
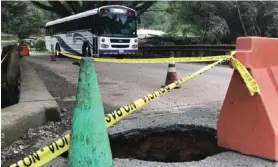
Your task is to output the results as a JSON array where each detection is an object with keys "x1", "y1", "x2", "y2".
[
  {"x1": 65, "y1": 22, "x2": 68, "y2": 32},
  {"x1": 52, "y1": 25, "x2": 54, "y2": 35},
  {"x1": 81, "y1": 17, "x2": 86, "y2": 30},
  {"x1": 92, "y1": 15, "x2": 98, "y2": 35},
  {"x1": 85, "y1": 16, "x2": 91, "y2": 30},
  {"x1": 59, "y1": 24, "x2": 62, "y2": 34},
  {"x1": 56, "y1": 24, "x2": 60, "y2": 34},
  {"x1": 76, "y1": 19, "x2": 80, "y2": 30},
  {"x1": 50, "y1": 26, "x2": 53, "y2": 35},
  {"x1": 53, "y1": 25, "x2": 56, "y2": 35},
  {"x1": 47, "y1": 27, "x2": 49, "y2": 36},
  {"x1": 74, "y1": 19, "x2": 78, "y2": 31},
  {"x1": 61, "y1": 22, "x2": 65, "y2": 34},
  {"x1": 45, "y1": 27, "x2": 48, "y2": 36},
  {"x1": 63, "y1": 22, "x2": 67, "y2": 33},
  {"x1": 96, "y1": 15, "x2": 104, "y2": 35},
  {"x1": 67, "y1": 20, "x2": 72, "y2": 32},
  {"x1": 69, "y1": 20, "x2": 76, "y2": 32}
]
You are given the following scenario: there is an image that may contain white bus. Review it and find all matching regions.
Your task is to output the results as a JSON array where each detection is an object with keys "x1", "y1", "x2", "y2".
[{"x1": 45, "y1": 5, "x2": 138, "y2": 58}]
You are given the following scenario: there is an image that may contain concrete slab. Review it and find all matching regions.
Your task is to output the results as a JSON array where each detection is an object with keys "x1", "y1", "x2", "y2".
[{"x1": 1, "y1": 57, "x2": 61, "y2": 148}]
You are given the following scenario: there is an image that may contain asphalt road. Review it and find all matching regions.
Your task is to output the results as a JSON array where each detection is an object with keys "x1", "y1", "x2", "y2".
[
  {"x1": 2, "y1": 52, "x2": 277, "y2": 167},
  {"x1": 27, "y1": 53, "x2": 232, "y2": 113}
]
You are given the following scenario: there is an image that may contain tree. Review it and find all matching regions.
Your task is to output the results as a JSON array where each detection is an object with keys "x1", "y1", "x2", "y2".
[
  {"x1": 1, "y1": 1, "x2": 44, "y2": 39},
  {"x1": 31, "y1": 1, "x2": 156, "y2": 17},
  {"x1": 167, "y1": 1, "x2": 278, "y2": 43},
  {"x1": 169, "y1": 2, "x2": 234, "y2": 43},
  {"x1": 139, "y1": 2, "x2": 171, "y2": 31}
]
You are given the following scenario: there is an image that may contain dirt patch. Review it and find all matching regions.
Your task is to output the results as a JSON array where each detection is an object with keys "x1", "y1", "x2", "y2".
[{"x1": 110, "y1": 125, "x2": 225, "y2": 162}]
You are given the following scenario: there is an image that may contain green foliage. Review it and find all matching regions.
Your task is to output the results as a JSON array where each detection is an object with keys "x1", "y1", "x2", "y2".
[
  {"x1": 34, "y1": 40, "x2": 47, "y2": 51},
  {"x1": 140, "y1": 1, "x2": 278, "y2": 44},
  {"x1": 1, "y1": 1, "x2": 44, "y2": 39},
  {"x1": 167, "y1": 1, "x2": 278, "y2": 43},
  {"x1": 18, "y1": 39, "x2": 29, "y2": 46},
  {"x1": 31, "y1": 1, "x2": 155, "y2": 17},
  {"x1": 139, "y1": 2, "x2": 171, "y2": 31},
  {"x1": 3, "y1": 1, "x2": 277, "y2": 44}
]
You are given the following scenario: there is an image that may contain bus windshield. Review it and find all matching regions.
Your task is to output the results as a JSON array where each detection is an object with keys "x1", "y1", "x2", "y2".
[{"x1": 99, "y1": 8, "x2": 137, "y2": 37}]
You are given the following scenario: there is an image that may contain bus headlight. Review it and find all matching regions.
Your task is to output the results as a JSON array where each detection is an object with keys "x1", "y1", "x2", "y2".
[
  {"x1": 101, "y1": 38, "x2": 105, "y2": 42},
  {"x1": 101, "y1": 44, "x2": 109, "y2": 48},
  {"x1": 132, "y1": 44, "x2": 138, "y2": 48}
]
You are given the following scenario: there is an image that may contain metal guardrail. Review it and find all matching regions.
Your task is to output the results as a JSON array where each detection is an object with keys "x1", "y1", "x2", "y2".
[
  {"x1": 138, "y1": 44, "x2": 236, "y2": 57},
  {"x1": 139, "y1": 44, "x2": 235, "y2": 50}
]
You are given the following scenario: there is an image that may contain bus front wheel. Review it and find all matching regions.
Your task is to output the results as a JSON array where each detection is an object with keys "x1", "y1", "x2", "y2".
[{"x1": 82, "y1": 43, "x2": 91, "y2": 57}]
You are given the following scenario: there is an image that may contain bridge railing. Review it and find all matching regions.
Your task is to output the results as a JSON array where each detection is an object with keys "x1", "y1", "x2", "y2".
[{"x1": 138, "y1": 44, "x2": 236, "y2": 58}]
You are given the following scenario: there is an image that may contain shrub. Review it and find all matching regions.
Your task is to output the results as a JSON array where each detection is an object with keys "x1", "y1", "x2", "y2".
[
  {"x1": 34, "y1": 39, "x2": 47, "y2": 51},
  {"x1": 18, "y1": 39, "x2": 29, "y2": 46}
]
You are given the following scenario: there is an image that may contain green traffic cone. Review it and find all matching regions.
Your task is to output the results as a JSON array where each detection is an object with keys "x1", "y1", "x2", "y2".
[{"x1": 67, "y1": 58, "x2": 113, "y2": 167}]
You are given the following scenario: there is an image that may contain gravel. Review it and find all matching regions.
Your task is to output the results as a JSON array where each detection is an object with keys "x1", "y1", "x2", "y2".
[{"x1": 1, "y1": 61, "x2": 75, "y2": 167}]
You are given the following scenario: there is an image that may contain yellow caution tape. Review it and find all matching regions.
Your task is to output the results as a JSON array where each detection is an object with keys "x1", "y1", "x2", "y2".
[
  {"x1": 105, "y1": 56, "x2": 231, "y2": 126},
  {"x1": 10, "y1": 135, "x2": 70, "y2": 167},
  {"x1": 9, "y1": 56, "x2": 230, "y2": 167},
  {"x1": 60, "y1": 50, "x2": 259, "y2": 96},
  {"x1": 57, "y1": 51, "x2": 230, "y2": 63},
  {"x1": 58, "y1": 52, "x2": 82, "y2": 60},
  {"x1": 230, "y1": 57, "x2": 260, "y2": 96},
  {"x1": 94, "y1": 56, "x2": 230, "y2": 63},
  {"x1": 230, "y1": 51, "x2": 236, "y2": 57}
]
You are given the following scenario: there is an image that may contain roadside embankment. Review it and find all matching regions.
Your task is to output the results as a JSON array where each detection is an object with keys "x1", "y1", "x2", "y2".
[{"x1": 1, "y1": 52, "x2": 61, "y2": 147}]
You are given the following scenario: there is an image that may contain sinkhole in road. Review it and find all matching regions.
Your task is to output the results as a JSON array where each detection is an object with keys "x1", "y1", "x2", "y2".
[{"x1": 110, "y1": 125, "x2": 225, "y2": 162}]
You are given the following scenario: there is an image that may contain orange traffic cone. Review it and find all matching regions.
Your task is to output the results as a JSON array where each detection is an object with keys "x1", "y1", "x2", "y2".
[
  {"x1": 162, "y1": 61, "x2": 180, "y2": 89},
  {"x1": 50, "y1": 55, "x2": 56, "y2": 61}
]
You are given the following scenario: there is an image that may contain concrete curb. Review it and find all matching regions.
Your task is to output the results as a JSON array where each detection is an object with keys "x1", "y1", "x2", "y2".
[{"x1": 1, "y1": 57, "x2": 61, "y2": 148}]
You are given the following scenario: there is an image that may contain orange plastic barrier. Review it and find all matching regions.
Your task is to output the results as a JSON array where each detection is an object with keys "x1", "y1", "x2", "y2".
[
  {"x1": 19, "y1": 45, "x2": 29, "y2": 56},
  {"x1": 218, "y1": 37, "x2": 278, "y2": 161}
]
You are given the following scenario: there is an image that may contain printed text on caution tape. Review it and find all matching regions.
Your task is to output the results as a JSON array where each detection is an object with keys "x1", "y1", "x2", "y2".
[
  {"x1": 58, "y1": 51, "x2": 230, "y2": 63},
  {"x1": 231, "y1": 57, "x2": 260, "y2": 96}
]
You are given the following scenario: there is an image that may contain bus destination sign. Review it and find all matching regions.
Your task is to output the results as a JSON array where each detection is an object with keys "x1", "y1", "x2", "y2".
[{"x1": 111, "y1": 8, "x2": 127, "y2": 14}]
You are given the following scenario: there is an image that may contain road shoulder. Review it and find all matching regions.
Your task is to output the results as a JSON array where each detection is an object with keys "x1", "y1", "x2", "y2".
[{"x1": 1, "y1": 57, "x2": 61, "y2": 148}]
